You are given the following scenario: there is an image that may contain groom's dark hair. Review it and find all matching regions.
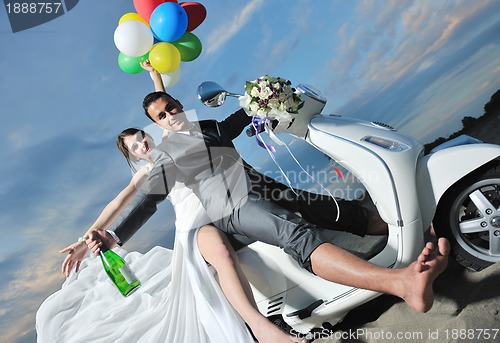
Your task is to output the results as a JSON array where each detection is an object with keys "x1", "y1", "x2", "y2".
[{"x1": 142, "y1": 91, "x2": 175, "y2": 122}]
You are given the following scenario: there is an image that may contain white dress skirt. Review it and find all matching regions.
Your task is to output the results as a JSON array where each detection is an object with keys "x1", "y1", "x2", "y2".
[{"x1": 36, "y1": 184, "x2": 255, "y2": 343}]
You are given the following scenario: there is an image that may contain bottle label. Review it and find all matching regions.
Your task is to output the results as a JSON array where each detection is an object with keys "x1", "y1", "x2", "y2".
[{"x1": 119, "y1": 265, "x2": 138, "y2": 284}]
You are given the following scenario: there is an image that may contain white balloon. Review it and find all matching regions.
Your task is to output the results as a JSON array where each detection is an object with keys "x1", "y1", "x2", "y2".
[
  {"x1": 114, "y1": 20, "x2": 153, "y2": 57},
  {"x1": 150, "y1": 67, "x2": 181, "y2": 88},
  {"x1": 161, "y1": 68, "x2": 181, "y2": 88}
]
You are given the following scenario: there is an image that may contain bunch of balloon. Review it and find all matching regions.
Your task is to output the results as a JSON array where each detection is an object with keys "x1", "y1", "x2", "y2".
[{"x1": 114, "y1": 0, "x2": 206, "y2": 88}]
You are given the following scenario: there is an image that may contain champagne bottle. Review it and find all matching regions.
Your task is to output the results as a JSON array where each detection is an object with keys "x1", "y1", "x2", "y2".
[{"x1": 99, "y1": 242, "x2": 141, "y2": 297}]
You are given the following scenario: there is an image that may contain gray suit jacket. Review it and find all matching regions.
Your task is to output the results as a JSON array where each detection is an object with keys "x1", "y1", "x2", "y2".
[{"x1": 144, "y1": 121, "x2": 251, "y2": 222}]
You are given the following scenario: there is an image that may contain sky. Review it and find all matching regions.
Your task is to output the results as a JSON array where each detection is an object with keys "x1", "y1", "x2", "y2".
[{"x1": 0, "y1": 0, "x2": 499, "y2": 342}]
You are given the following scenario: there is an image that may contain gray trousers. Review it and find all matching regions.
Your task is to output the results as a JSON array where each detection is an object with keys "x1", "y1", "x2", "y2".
[{"x1": 213, "y1": 193, "x2": 328, "y2": 273}]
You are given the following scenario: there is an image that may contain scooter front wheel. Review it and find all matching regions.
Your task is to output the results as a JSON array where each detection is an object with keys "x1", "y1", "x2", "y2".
[{"x1": 434, "y1": 160, "x2": 500, "y2": 271}]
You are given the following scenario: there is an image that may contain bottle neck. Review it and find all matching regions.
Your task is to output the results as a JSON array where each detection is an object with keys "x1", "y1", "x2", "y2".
[{"x1": 99, "y1": 241, "x2": 110, "y2": 253}]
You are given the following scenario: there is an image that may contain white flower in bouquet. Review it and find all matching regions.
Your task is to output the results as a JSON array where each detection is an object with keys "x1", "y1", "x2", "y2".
[
  {"x1": 239, "y1": 75, "x2": 304, "y2": 122},
  {"x1": 249, "y1": 102, "x2": 260, "y2": 113},
  {"x1": 250, "y1": 86, "x2": 260, "y2": 98}
]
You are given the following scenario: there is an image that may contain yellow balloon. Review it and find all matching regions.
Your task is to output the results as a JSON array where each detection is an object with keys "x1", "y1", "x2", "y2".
[
  {"x1": 149, "y1": 43, "x2": 181, "y2": 74},
  {"x1": 118, "y1": 12, "x2": 149, "y2": 27}
]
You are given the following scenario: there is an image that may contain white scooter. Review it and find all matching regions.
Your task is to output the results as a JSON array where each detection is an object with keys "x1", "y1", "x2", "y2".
[{"x1": 197, "y1": 81, "x2": 500, "y2": 336}]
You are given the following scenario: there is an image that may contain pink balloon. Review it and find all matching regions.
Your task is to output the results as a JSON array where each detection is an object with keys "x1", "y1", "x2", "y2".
[{"x1": 180, "y1": 2, "x2": 206, "y2": 32}]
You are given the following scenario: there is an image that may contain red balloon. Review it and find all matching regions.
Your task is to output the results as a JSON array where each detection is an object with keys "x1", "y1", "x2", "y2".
[
  {"x1": 180, "y1": 2, "x2": 206, "y2": 32},
  {"x1": 134, "y1": 0, "x2": 178, "y2": 22}
]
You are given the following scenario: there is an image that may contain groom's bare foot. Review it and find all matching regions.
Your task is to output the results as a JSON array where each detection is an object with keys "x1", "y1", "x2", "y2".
[{"x1": 400, "y1": 238, "x2": 450, "y2": 312}]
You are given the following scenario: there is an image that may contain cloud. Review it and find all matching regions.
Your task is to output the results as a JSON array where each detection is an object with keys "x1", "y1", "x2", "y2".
[
  {"x1": 205, "y1": 0, "x2": 265, "y2": 55},
  {"x1": 0, "y1": 134, "x2": 131, "y2": 252},
  {"x1": 0, "y1": 241, "x2": 65, "y2": 343},
  {"x1": 394, "y1": 43, "x2": 500, "y2": 141},
  {"x1": 6, "y1": 125, "x2": 34, "y2": 150},
  {"x1": 321, "y1": 0, "x2": 499, "y2": 141},
  {"x1": 327, "y1": 0, "x2": 494, "y2": 103},
  {"x1": 267, "y1": 0, "x2": 314, "y2": 64}
]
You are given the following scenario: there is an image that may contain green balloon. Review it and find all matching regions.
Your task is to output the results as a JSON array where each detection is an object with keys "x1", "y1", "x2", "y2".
[
  {"x1": 172, "y1": 32, "x2": 202, "y2": 62},
  {"x1": 118, "y1": 52, "x2": 149, "y2": 74}
]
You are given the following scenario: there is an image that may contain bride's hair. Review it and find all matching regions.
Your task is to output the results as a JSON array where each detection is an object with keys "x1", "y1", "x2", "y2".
[{"x1": 116, "y1": 128, "x2": 147, "y2": 172}]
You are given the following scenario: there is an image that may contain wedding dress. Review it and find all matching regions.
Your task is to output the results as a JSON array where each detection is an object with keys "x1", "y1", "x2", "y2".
[{"x1": 36, "y1": 183, "x2": 255, "y2": 343}]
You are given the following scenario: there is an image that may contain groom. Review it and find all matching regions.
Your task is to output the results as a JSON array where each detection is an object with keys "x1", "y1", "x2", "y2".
[{"x1": 100, "y1": 90, "x2": 449, "y2": 313}]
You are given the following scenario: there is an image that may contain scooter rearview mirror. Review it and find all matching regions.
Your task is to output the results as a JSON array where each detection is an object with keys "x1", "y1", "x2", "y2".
[{"x1": 197, "y1": 81, "x2": 242, "y2": 107}]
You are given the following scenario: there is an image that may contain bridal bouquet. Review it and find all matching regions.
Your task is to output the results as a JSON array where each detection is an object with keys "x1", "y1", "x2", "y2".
[{"x1": 239, "y1": 75, "x2": 304, "y2": 123}]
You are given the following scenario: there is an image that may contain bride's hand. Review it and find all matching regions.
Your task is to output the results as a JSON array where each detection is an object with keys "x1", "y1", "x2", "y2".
[
  {"x1": 59, "y1": 241, "x2": 89, "y2": 277},
  {"x1": 86, "y1": 229, "x2": 116, "y2": 256}
]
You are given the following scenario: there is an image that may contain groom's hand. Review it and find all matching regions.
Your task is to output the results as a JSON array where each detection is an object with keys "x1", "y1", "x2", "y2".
[{"x1": 86, "y1": 229, "x2": 116, "y2": 255}]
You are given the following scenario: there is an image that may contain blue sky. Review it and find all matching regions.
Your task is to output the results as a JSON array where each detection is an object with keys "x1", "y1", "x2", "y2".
[{"x1": 0, "y1": 1, "x2": 499, "y2": 342}]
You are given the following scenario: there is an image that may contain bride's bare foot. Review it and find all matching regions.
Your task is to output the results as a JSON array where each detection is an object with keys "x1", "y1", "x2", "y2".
[
  {"x1": 400, "y1": 238, "x2": 450, "y2": 312},
  {"x1": 250, "y1": 318, "x2": 309, "y2": 343}
]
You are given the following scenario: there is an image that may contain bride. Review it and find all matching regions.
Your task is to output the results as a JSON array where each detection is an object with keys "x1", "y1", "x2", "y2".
[{"x1": 36, "y1": 128, "x2": 308, "y2": 343}]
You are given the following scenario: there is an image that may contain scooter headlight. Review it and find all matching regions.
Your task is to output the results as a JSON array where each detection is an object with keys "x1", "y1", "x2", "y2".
[{"x1": 362, "y1": 136, "x2": 409, "y2": 152}]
